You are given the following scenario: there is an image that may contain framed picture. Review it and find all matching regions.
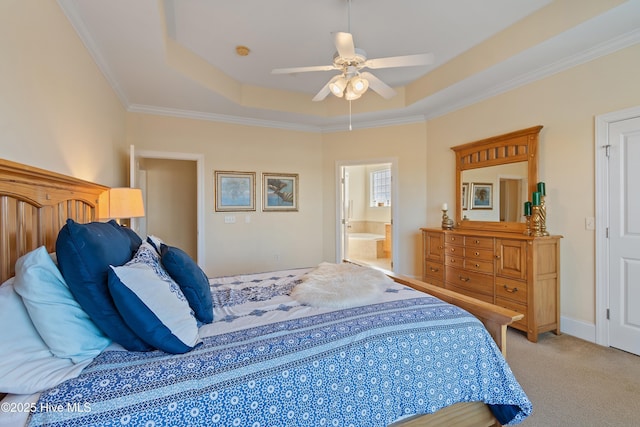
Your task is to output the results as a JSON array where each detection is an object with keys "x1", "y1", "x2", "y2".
[
  {"x1": 262, "y1": 173, "x2": 298, "y2": 212},
  {"x1": 471, "y1": 183, "x2": 493, "y2": 209},
  {"x1": 214, "y1": 171, "x2": 256, "y2": 212},
  {"x1": 461, "y1": 182, "x2": 469, "y2": 210}
]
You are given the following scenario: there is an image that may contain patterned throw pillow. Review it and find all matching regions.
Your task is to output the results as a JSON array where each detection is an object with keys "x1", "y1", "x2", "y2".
[{"x1": 108, "y1": 242, "x2": 200, "y2": 354}]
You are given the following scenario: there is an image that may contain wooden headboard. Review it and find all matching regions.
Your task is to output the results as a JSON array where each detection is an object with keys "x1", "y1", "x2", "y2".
[{"x1": 0, "y1": 159, "x2": 108, "y2": 283}]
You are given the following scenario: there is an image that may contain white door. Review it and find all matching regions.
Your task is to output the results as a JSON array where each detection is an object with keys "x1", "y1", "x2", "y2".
[
  {"x1": 341, "y1": 169, "x2": 351, "y2": 261},
  {"x1": 608, "y1": 116, "x2": 640, "y2": 355}
]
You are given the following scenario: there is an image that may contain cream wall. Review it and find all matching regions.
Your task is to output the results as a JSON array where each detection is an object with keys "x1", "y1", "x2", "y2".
[
  {"x1": 426, "y1": 43, "x2": 640, "y2": 334},
  {"x1": 322, "y1": 123, "x2": 428, "y2": 276},
  {"x1": 125, "y1": 113, "x2": 324, "y2": 277},
  {"x1": 0, "y1": 0, "x2": 127, "y2": 186}
]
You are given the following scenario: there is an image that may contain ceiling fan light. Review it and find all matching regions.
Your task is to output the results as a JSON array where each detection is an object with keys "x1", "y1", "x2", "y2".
[
  {"x1": 329, "y1": 76, "x2": 347, "y2": 97},
  {"x1": 350, "y1": 76, "x2": 369, "y2": 95},
  {"x1": 344, "y1": 86, "x2": 362, "y2": 101}
]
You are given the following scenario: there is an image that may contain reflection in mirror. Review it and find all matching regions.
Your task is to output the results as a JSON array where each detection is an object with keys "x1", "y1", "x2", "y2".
[
  {"x1": 452, "y1": 125, "x2": 541, "y2": 234},
  {"x1": 461, "y1": 162, "x2": 527, "y2": 223}
]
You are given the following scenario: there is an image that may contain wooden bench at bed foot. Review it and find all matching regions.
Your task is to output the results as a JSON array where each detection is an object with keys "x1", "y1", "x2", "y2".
[{"x1": 389, "y1": 401, "x2": 499, "y2": 427}]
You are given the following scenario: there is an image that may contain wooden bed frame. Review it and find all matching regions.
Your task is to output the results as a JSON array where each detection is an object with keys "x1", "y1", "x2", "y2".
[{"x1": 0, "y1": 158, "x2": 522, "y2": 427}]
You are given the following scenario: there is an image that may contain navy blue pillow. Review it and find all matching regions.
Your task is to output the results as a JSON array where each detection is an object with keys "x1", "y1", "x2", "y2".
[
  {"x1": 116, "y1": 222, "x2": 142, "y2": 255},
  {"x1": 160, "y1": 244, "x2": 213, "y2": 324},
  {"x1": 56, "y1": 219, "x2": 151, "y2": 351}
]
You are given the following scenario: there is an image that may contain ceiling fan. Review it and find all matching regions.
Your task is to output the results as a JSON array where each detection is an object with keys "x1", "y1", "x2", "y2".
[{"x1": 271, "y1": 2, "x2": 434, "y2": 102}]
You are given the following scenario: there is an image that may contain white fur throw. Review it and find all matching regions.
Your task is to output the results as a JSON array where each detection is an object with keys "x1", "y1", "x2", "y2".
[{"x1": 291, "y1": 262, "x2": 393, "y2": 309}]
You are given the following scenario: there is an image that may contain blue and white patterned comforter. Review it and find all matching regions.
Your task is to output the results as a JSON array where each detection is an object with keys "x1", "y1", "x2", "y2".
[{"x1": 27, "y1": 267, "x2": 531, "y2": 426}]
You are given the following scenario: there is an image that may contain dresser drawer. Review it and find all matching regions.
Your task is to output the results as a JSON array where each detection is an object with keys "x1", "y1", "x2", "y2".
[
  {"x1": 446, "y1": 282, "x2": 494, "y2": 304},
  {"x1": 445, "y1": 254, "x2": 464, "y2": 268},
  {"x1": 445, "y1": 244, "x2": 464, "y2": 258},
  {"x1": 445, "y1": 266, "x2": 493, "y2": 296},
  {"x1": 496, "y1": 297, "x2": 528, "y2": 330},
  {"x1": 464, "y1": 247, "x2": 494, "y2": 261},
  {"x1": 464, "y1": 258, "x2": 494, "y2": 274},
  {"x1": 464, "y1": 236, "x2": 493, "y2": 249},
  {"x1": 444, "y1": 234, "x2": 463, "y2": 245},
  {"x1": 425, "y1": 277, "x2": 444, "y2": 288},
  {"x1": 496, "y1": 277, "x2": 527, "y2": 304},
  {"x1": 424, "y1": 260, "x2": 444, "y2": 281}
]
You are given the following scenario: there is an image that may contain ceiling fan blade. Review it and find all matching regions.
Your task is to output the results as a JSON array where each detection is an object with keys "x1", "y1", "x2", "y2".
[
  {"x1": 364, "y1": 53, "x2": 434, "y2": 69},
  {"x1": 312, "y1": 81, "x2": 332, "y2": 102},
  {"x1": 333, "y1": 32, "x2": 356, "y2": 59},
  {"x1": 360, "y1": 72, "x2": 397, "y2": 99},
  {"x1": 271, "y1": 64, "x2": 336, "y2": 74}
]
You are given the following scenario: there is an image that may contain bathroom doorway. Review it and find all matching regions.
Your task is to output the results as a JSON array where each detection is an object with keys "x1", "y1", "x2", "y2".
[{"x1": 338, "y1": 160, "x2": 395, "y2": 271}]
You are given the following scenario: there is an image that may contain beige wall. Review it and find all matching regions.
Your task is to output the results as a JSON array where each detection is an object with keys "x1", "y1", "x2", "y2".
[
  {"x1": 126, "y1": 113, "x2": 324, "y2": 277},
  {"x1": 426, "y1": 43, "x2": 640, "y2": 330},
  {"x1": 0, "y1": 0, "x2": 127, "y2": 186}
]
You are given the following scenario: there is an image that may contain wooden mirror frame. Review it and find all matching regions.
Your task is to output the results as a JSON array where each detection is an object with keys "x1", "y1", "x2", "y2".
[{"x1": 451, "y1": 125, "x2": 542, "y2": 234}]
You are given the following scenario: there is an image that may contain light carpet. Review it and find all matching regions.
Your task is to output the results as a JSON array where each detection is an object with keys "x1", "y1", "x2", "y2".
[{"x1": 506, "y1": 328, "x2": 640, "y2": 427}]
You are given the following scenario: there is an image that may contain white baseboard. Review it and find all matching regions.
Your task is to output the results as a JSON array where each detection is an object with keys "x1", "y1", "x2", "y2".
[{"x1": 560, "y1": 316, "x2": 596, "y2": 343}]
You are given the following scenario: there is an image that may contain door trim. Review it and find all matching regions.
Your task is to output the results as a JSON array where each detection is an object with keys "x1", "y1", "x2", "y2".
[
  {"x1": 595, "y1": 105, "x2": 640, "y2": 347},
  {"x1": 335, "y1": 158, "x2": 399, "y2": 272},
  {"x1": 135, "y1": 149, "x2": 206, "y2": 267}
]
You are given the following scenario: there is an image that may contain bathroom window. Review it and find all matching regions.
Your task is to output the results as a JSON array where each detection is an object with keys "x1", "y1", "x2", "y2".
[{"x1": 370, "y1": 168, "x2": 391, "y2": 207}]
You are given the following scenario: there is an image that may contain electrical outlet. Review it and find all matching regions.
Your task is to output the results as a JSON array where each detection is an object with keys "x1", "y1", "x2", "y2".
[
  {"x1": 224, "y1": 215, "x2": 236, "y2": 224},
  {"x1": 585, "y1": 217, "x2": 595, "y2": 230}
]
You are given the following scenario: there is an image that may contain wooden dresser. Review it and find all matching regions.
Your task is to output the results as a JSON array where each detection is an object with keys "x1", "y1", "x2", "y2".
[{"x1": 422, "y1": 227, "x2": 561, "y2": 342}]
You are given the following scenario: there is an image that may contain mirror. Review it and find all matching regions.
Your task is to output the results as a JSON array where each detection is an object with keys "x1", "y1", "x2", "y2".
[{"x1": 452, "y1": 126, "x2": 542, "y2": 234}]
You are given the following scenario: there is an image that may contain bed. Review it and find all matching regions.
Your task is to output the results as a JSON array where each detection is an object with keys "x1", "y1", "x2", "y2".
[{"x1": 0, "y1": 158, "x2": 531, "y2": 427}]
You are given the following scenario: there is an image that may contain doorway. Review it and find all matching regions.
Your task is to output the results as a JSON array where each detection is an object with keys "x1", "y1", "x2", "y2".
[
  {"x1": 595, "y1": 106, "x2": 640, "y2": 356},
  {"x1": 337, "y1": 159, "x2": 397, "y2": 272},
  {"x1": 130, "y1": 146, "x2": 205, "y2": 267}
]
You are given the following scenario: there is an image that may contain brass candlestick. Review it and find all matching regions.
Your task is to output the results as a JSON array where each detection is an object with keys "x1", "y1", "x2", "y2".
[
  {"x1": 530, "y1": 205, "x2": 550, "y2": 237},
  {"x1": 539, "y1": 195, "x2": 549, "y2": 236},
  {"x1": 441, "y1": 209, "x2": 454, "y2": 230},
  {"x1": 524, "y1": 215, "x2": 532, "y2": 236}
]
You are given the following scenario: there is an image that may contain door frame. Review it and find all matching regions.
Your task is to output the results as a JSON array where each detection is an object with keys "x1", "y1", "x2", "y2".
[
  {"x1": 595, "y1": 105, "x2": 640, "y2": 347},
  {"x1": 335, "y1": 157, "x2": 399, "y2": 272},
  {"x1": 132, "y1": 147, "x2": 206, "y2": 267}
]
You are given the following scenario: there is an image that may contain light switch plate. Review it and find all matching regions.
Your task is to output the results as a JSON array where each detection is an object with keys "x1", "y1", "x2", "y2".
[{"x1": 585, "y1": 217, "x2": 595, "y2": 230}]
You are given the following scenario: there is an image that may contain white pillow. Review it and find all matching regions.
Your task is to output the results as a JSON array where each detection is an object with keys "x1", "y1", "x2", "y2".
[
  {"x1": 13, "y1": 246, "x2": 111, "y2": 363},
  {"x1": 108, "y1": 243, "x2": 200, "y2": 354},
  {"x1": 0, "y1": 280, "x2": 91, "y2": 394}
]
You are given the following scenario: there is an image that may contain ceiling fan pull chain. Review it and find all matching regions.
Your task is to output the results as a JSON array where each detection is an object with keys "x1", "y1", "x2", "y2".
[{"x1": 349, "y1": 100, "x2": 352, "y2": 131}]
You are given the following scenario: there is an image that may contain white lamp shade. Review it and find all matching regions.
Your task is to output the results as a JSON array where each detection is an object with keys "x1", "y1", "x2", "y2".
[
  {"x1": 350, "y1": 76, "x2": 369, "y2": 95},
  {"x1": 329, "y1": 75, "x2": 347, "y2": 97},
  {"x1": 99, "y1": 188, "x2": 145, "y2": 220}
]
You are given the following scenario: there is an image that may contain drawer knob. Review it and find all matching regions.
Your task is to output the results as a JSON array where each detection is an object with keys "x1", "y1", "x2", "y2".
[
  {"x1": 474, "y1": 263, "x2": 480, "y2": 268},
  {"x1": 430, "y1": 267, "x2": 440, "y2": 272},
  {"x1": 475, "y1": 251, "x2": 480, "y2": 256},
  {"x1": 474, "y1": 239, "x2": 480, "y2": 244},
  {"x1": 503, "y1": 285, "x2": 519, "y2": 293},
  {"x1": 495, "y1": 255, "x2": 501, "y2": 259},
  {"x1": 458, "y1": 275, "x2": 470, "y2": 282}
]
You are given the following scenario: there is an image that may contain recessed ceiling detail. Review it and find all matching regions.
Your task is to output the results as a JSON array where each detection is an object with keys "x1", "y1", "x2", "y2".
[{"x1": 57, "y1": 0, "x2": 640, "y2": 132}]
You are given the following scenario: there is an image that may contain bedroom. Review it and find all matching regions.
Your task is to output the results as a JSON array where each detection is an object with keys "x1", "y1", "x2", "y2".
[{"x1": 1, "y1": 0, "x2": 639, "y2": 425}]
